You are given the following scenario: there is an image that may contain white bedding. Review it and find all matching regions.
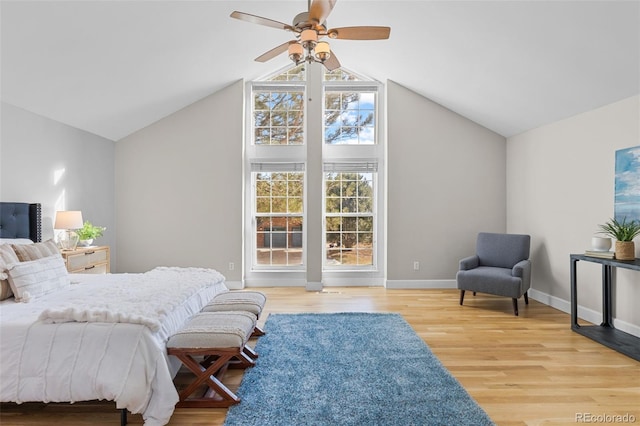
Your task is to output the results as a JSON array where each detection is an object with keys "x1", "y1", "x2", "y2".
[{"x1": 0, "y1": 267, "x2": 228, "y2": 426}]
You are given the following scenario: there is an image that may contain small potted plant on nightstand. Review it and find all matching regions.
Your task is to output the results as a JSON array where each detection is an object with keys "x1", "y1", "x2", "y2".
[
  {"x1": 76, "y1": 221, "x2": 106, "y2": 247},
  {"x1": 597, "y1": 217, "x2": 640, "y2": 260}
]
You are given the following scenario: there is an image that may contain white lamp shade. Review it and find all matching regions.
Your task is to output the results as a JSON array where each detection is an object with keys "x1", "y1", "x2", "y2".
[
  {"x1": 301, "y1": 29, "x2": 318, "y2": 44},
  {"x1": 315, "y1": 41, "x2": 330, "y2": 59},
  {"x1": 315, "y1": 41, "x2": 330, "y2": 54},
  {"x1": 288, "y1": 42, "x2": 303, "y2": 58},
  {"x1": 54, "y1": 211, "x2": 83, "y2": 230}
]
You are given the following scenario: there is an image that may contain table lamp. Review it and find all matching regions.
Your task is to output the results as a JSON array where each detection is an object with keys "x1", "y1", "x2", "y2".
[{"x1": 54, "y1": 210, "x2": 83, "y2": 250}]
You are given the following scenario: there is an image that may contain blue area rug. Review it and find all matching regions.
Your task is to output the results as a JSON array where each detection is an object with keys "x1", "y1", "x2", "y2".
[{"x1": 224, "y1": 313, "x2": 494, "y2": 426}]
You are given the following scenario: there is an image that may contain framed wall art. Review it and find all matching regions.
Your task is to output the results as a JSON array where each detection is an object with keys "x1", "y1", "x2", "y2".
[{"x1": 615, "y1": 145, "x2": 640, "y2": 223}]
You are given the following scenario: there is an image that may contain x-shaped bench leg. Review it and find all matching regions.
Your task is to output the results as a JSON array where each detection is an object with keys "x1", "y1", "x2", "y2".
[{"x1": 169, "y1": 348, "x2": 253, "y2": 408}]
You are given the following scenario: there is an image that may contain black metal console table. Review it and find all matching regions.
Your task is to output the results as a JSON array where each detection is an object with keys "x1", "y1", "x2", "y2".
[{"x1": 570, "y1": 254, "x2": 640, "y2": 361}]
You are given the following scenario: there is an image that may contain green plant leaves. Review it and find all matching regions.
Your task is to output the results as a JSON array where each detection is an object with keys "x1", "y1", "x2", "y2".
[
  {"x1": 76, "y1": 221, "x2": 106, "y2": 240},
  {"x1": 597, "y1": 217, "x2": 640, "y2": 241}
]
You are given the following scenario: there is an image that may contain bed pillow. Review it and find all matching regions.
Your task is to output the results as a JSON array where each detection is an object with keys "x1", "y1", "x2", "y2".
[
  {"x1": 6, "y1": 254, "x2": 70, "y2": 302},
  {"x1": 12, "y1": 239, "x2": 60, "y2": 262},
  {"x1": 0, "y1": 244, "x2": 20, "y2": 300}
]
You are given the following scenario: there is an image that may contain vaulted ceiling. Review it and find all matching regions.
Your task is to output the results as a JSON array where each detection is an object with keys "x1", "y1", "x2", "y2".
[{"x1": 1, "y1": 1, "x2": 638, "y2": 141}]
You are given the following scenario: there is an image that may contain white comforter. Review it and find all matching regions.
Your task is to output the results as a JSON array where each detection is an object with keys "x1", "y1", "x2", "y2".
[{"x1": 0, "y1": 267, "x2": 228, "y2": 425}]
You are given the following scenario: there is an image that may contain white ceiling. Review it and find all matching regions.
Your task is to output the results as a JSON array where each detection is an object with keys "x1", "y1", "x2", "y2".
[{"x1": 1, "y1": 0, "x2": 639, "y2": 141}]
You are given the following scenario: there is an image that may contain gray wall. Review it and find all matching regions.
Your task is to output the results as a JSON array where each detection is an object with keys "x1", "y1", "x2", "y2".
[
  {"x1": 386, "y1": 81, "x2": 507, "y2": 286},
  {"x1": 507, "y1": 95, "x2": 640, "y2": 333},
  {"x1": 115, "y1": 80, "x2": 243, "y2": 286},
  {"x1": 0, "y1": 102, "x2": 116, "y2": 268}
]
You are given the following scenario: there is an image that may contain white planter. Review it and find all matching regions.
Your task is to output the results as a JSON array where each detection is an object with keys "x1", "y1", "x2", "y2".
[
  {"x1": 591, "y1": 237, "x2": 612, "y2": 252},
  {"x1": 78, "y1": 239, "x2": 94, "y2": 247}
]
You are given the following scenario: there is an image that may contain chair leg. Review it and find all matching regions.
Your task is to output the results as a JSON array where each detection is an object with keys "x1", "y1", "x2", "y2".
[
  {"x1": 524, "y1": 291, "x2": 529, "y2": 305},
  {"x1": 459, "y1": 290, "x2": 465, "y2": 305},
  {"x1": 512, "y1": 298, "x2": 519, "y2": 316}
]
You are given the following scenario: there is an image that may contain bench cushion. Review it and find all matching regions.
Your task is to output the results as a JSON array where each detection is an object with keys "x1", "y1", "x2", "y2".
[
  {"x1": 202, "y1": 291, "x2": 266, "y2": 317},
  {"x1": 167, "y1": 311, "x2": 256, "y2": 349}
]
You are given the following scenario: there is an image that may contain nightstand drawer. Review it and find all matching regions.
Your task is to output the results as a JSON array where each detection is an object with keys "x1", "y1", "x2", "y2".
[
  {"x1": 73, "y1": 263, "x2": 108, "y2": 274},
  {"x1": 67, "y1": 249, "x2": 108, "y2": 270},
  {"x1": 60, "y1": 246, "x2": 110, "y2": 274}
]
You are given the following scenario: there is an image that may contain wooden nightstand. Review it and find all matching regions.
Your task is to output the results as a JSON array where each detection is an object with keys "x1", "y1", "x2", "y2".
[{"x1": 60, "y1": 246, "x2": 110, "y2": 274}]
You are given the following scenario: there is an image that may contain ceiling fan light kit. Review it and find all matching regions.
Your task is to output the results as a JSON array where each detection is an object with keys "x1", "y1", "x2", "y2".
[
  {"x1": 294, "y1": 29, "x2": 331, "y2": 67},
  {"x1": 288, "y1": 42, "x2": 304, "y2": 62},
  {"x1": 314, "y1": 41, "x2": 331, "y2": 61},
  {"x1": 230, "y1": 0, "x2": 390, "y2": 71},
  {"x1": 301, "y1": 29, "x2": 318, "y2": 47}
]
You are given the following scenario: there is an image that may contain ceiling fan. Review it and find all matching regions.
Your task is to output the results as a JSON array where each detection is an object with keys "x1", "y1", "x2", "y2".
[{"x1": 230, "y1": 0, "x2": 391, "y2": 71}]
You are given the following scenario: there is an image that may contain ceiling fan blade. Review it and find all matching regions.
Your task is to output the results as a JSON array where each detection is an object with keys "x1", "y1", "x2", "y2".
[
  {"x1": 230, "y1": 11, "x2": 295, "y2": 31},
  {"x1": 309, "y1": 0, "x2": 337, "y2": 24},
  {"x1": 323, "y1": 51, "x2": 341, "y2": 71},
  {"x1": 328, "y1": 26, "x2": 391, "y2": 40},
  {"x1": 255, "y1": 41, "x2": 294, "y2": 62}
]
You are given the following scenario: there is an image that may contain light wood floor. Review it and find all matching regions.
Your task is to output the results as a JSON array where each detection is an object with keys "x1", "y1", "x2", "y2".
[{"x1": 1, "y1": 287, "x2": 638, "y2": 425}]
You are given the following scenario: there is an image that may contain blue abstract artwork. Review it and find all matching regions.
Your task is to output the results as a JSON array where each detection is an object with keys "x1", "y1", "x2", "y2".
[{"x1": 615, "y1": 145, "x2": 640, "y2": 223}]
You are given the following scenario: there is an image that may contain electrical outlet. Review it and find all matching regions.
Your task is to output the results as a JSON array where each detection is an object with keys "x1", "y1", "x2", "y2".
[
  {"x1": 228, "y1": 262, "x2": 235, "y2": 271},
  {"x1": 413, "y1": 261, "x2": 419, "y2": 271}
]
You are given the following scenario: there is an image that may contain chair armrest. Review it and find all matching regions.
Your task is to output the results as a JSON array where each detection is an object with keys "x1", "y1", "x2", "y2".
[
  {"x1": 459, "y1": 255, "x2": 479, "y2": 271},
  {"x1": 512, "y1": 259, "x2": 531, "y2": 278}
]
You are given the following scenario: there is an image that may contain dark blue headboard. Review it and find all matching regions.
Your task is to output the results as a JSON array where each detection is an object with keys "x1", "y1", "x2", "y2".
[{"x1": 0, "y1": 202, "x2": 42, "y2": 242}]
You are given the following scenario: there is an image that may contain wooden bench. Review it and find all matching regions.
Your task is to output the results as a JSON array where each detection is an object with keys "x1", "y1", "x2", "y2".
[
  {"x1": 202, "y1": 291, "x2": 267, "y2": 337},
  {"x1": 167, "y1": 311, "x2": 256, "y2": 408}
]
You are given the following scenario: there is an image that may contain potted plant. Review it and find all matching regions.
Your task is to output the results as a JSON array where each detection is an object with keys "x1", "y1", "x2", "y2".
[
  {"x1": 597, "y1": 217, "x2": 640, "y2": 260},
  {"x1": 76, "y1": 221, "x2": 106, "y2": 247}
]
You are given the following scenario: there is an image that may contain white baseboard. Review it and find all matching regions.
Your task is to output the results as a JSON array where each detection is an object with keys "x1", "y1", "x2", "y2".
[
  {"x1": 241, "y1": 278, "x2": 307, "y2": 288},
  {"x1": 225, "y1": 280, "x2": 244, "y2": 290},
  {"x1": 322, "y1": 277, "x2": 385, "y2": 287},
  {"x1": 242, "y1": 279, "x2": 383, "y2": 289},
  {"x1": 385, "y1": 279, "x2": 457, "y2": 289},
  {"x1": 528, "y1": 288, "x2": 640, "y2": 338}
]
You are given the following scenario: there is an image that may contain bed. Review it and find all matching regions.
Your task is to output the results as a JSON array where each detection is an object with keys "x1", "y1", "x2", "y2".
[{"x1": 0, "y1": 202, "x2": 229, "y2": 425}]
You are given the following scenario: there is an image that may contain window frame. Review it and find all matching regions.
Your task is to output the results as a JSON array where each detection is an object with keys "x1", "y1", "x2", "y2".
[
  {"x1": 251, "y1": 165, "x2": 306, "y2": 271},
  {"x1": 323, "y1": 165, "x2": 378, "y2": 271},
  {"x1": 252, "y1": 84, "x2": 306, "y2": 146},
  {"x1": 321, "y1": 80, "x2": 385, "y2": 280},
  {"x1": 323, "y1": 84, "x2": 380, "y2": 146},
  {"x1": 244, "y1": 65, "x2": 385, "y2": 287}
]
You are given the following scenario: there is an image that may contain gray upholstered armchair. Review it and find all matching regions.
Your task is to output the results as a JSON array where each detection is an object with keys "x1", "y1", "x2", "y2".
[{"x1": 456, "y1": 232, "x2": 531, "y2": 316}]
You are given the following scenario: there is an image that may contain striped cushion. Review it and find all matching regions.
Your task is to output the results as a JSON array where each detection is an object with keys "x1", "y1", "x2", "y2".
[
  {"x1": 7, "y1": 254, "x2": 70, "y2": 302},
  {"x1": 202, "y1": 291, "x2": 266, "y2": 317},
  {"x1": 11, "y1": 239, "x2": 60, "y2": 262},
  {"x1": 167, "y1": 312, "x2": 256, "y2": 349},
  {"x1": 0, "y1": 244, "x2": 20, "y2": 300}
]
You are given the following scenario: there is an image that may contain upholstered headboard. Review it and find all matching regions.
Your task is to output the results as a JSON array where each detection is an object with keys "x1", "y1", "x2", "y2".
[{"x1": 0, "y1": 202, "x2": 42, "y2": 242}]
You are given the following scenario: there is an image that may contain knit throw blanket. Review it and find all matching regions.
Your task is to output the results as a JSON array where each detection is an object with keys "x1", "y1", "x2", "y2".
[{"x1": 38, "y1": 267, "x2": 226, "y2": 331}]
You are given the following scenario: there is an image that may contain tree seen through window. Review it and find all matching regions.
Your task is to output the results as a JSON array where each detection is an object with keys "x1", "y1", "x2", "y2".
[
  {"x1": 325, "y1": 172, "x2": 374, "y2": 265},
  {"x1": 255, "y1": 172, "x2": 304, "y2": 266}
]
